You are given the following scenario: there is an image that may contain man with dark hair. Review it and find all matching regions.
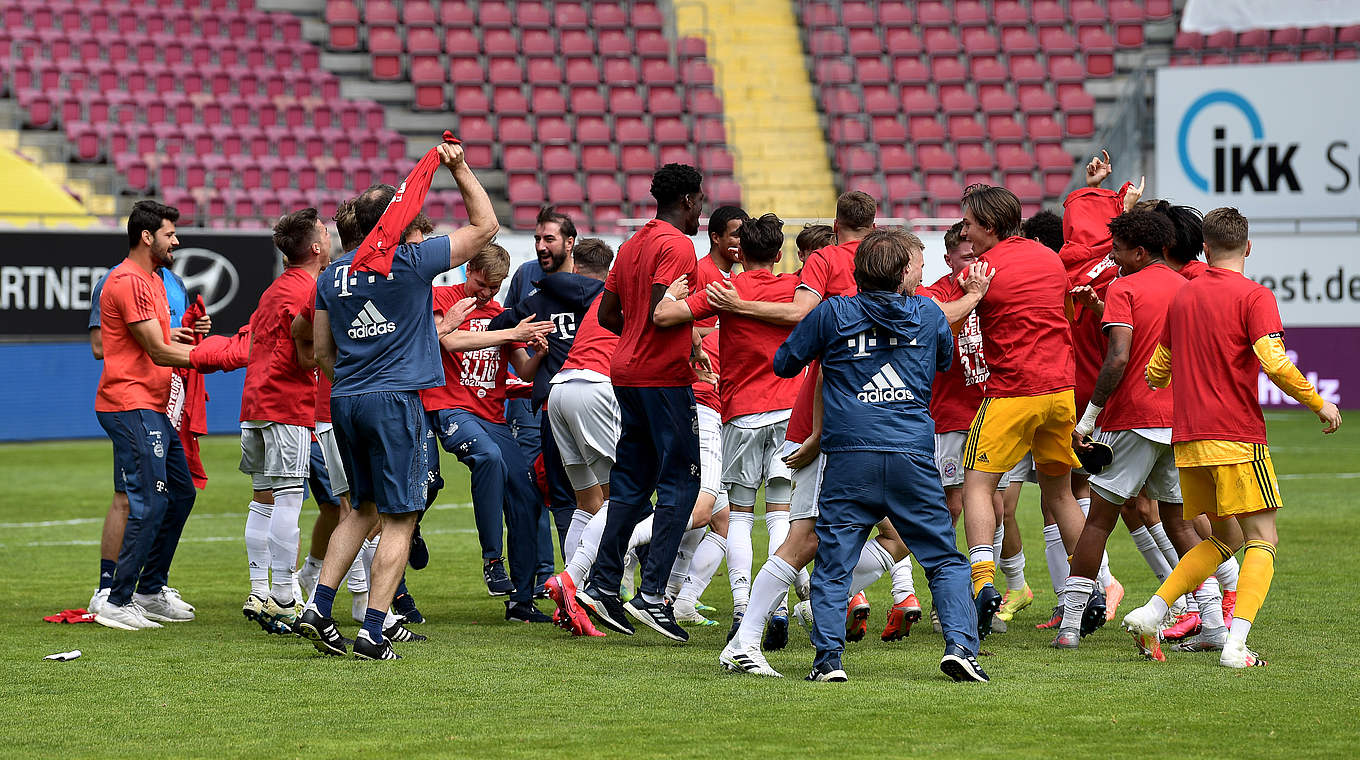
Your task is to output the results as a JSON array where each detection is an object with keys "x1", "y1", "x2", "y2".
[
  {"x1": 236, "y1": 208, "x2": 331, "y2": 634},
  {"x1": 696, "y1": 205, "x2": 750, "y2": 328},
  {"x1": 575, "y1": 163, "x2": 705, "y2": 642},
  {"x1": 796, "y1": 224, "x2": 834, "y2": 265},
  {"x1": 298, "y1": 140, "x2": 498, "y2": 660},
  {"x1": 1021, "y1": 210, "x2": 1063, "y2": 253},
  {"x1": 771, "y1": 228, "x2": 986, "y2": 683},
  {"x1": 947, "y1": 184, "x2": 1091, "y2": 640},
  {"x1": 1123, "y1": 208, "x2": 1341, "y2": 668},
  {"x1": 92, "y1": 201, "x2": 200, "y2": 631},
  {"x1": 87, "y1": 200, "x2": 207, "y2": 622}
]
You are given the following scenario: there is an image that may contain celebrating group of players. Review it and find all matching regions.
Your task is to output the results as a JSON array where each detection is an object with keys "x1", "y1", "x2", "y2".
[{"x1": 85, "y1": 141, "x2": 1341, "y2": 679}]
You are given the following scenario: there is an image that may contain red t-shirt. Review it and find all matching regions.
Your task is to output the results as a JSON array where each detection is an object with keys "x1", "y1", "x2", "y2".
[
  {"x1": 558, "y1": 293, "x2": 617, "y2": 376},
  {"x1": 688, "y1": 269, "x2": 802, "y2": 421},
  {"x1": 970, "y1": 236, "x2": 1076, "y2": 398},
  {"x1": 922, "y1": 273, "x2": 990, "y2": 433},
  {"x1": 692, "y1": 254, "x2": 731, "y2": 330},
  {"x1": 1161, "y1": 268, "x2": 1282, "y2": 445},
  {"x1": 240, "y1": 267, "x2": 318, "y2": 427},
  {"x1": 1178, "y1": 260, "x2": 1209, "y2": 281},
  {"x1": 786, "y1": 239, "x2": 862, "y2": 442},
  {"x1": 1098, "y1": 262, "x2": 1185, "y2": 431},
  {"x1": 693, "y1": 329, "x2": 721, "y2": 412},
  {"x1": 604, "y1": 219, "x2": 699, "y2": 387},
  {"x1": 421, "y1": 284, "x2": 522, "y2": 422},
  {"x1": 96, "y1": 260, "x2": 173, "y2": 413},
  {"x1": 1059, "y1": 186, "x2": 1123, "y2": 288},
  {"x1": 1070, "y1": 262, "x2": 1120, "y2": 410},
  {"x1": 295, "y1": 298, "x2": 331, "y2": 424}
]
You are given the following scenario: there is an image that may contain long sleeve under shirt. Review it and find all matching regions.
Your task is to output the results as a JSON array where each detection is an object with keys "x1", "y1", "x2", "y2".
[{"x1": 773, "y1": 290, "x2": 953, "y2": 456}]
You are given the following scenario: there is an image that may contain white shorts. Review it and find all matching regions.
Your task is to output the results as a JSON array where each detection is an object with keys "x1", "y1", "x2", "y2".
[
  {"x1": 1004, "y1": 452, "x2": 1039, "y2": 485},
  {"x1": 1087, "y1": 428, "x2": 1182, "y2": 505},
  {"x1": 547, "y1": 379, "x2": 620, "y2": 491},
  {"x1": 240, "y1": 421, "x2": 310, "y2": 490},
  {"x1": 937, "y1": 431, "x2": 1011, "y2": 489},
  {"x1": 722, "y1": 418, "x2": 793, "y2": 506},
  {"x1": 785, "y1": 440, "x2": 825, "y2": 521},
  {"x1": 698, "y1": 404, "x2": 724, "y2": 497},
  {"x1": 315, "y1": 422, "x2": 349, "y2": 497}
]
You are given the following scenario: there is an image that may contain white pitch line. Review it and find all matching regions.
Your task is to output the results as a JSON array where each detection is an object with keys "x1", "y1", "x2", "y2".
[
  {"x1": 0, "y1": 526, "x2": 480, "y2": 550},
  {"x1": 0, "y1": 502, "x2": 472, "y2": 530}
]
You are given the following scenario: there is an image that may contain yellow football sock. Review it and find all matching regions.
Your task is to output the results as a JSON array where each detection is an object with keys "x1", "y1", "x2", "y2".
[
  {"x1": 1155, "y1": 537, "x2": 1232, "y2": 607},
  {"x1": 971, "y1": 561, "x2": 995, "y2": 595},
  {"x1": 1233, "y1": 541, "x2": 1276, "y2": 624}
]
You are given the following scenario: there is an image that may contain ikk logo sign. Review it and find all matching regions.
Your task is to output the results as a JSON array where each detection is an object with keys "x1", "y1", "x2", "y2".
[{"x1": 1155, "y1": 61, "x2": 1360, "y2": 219}]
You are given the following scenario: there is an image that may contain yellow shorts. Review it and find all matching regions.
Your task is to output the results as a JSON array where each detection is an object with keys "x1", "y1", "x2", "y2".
[
  {"x1": 963, "y1": 390, "x2": 1080, "y2": 475},
  {"x1": 1179, "y1": 451, "x2": 1282, "y2": 520}
]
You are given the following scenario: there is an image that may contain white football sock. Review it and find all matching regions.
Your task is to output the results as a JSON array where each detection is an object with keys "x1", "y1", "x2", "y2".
[
  {"x1": 267, "y1": 488, "x2": 304, "y2": 603},
  {"x1": 360, "y1": 535, "x2": 379, "y2": 583},
  {"x1": 1042, "y1": 524, "x2": 1067, "y2": 594},
  {"x1": 726, "y1": 511, "x2": 755, "y2": 611},
  {"x1": 736, "y1": 556, "x2": 798, "y2": 649},
  {"x1": 1130, "y1": 526, "x2": 1173, "y2": 582},
  {"x1": 565, "y1": 505, "x2": 609, "y2": 586},
  {"x1": 795, "y1": 567, "x2": 811, "y2": 601},
  {"x1": 1227, "y1": 616, "x2": 1252, "y2": 647},
  {"x1": 667, "y1": 527, "x2": 707, "y2": 598},
  {"x1": 766, "y1": 510, "x2": 790, "y2": 553},
  {"x1": 851, "y1": 539, "x2": 894, "y2": 598},
  {"x1": 1195, "y1": 577, "x2": 1226, "y2": 630},
  {"x1": 244, "y1": 501, "x2": 273, "y2": 596},
  {"x1": 627, "y1": 514, "x2": 652, "y2": 552},
  {"x1": 677, "y1": 532, "x2": 726, "y2": 604},
  {"x1": 999, "y1": 550, "x2": 1027, "y2": 592},
  {"x1": 991, "y1": 525, "x2": 1004, "y2": 562},
  {"x1": 1060, "y1": 575, "x2": 1096, "y2": 632},
  {"x1": 889, "y1": 555, "x2": 916, "y2": 603},
  {"x1": 1215, "y1": 557, "x2": 1240, "y2": 592},
  {"x1": 564, "y1": 508, "x2": 593, "y2": 560},
  {"x1": 345, "y1": 550, "x2": 368, "y2": 593}
]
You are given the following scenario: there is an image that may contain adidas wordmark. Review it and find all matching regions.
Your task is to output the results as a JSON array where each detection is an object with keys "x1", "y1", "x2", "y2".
[
  {"x1": 348, "y1": 301, "x2": 397, "y2": 339},
  {"x1": 857, "y1": 363, "x2": 915, "y2": 403}
]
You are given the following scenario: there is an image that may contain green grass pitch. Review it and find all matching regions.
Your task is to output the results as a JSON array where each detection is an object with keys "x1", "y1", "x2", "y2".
[{"x1": 0, "y1": 411, "x2": 1355, "y2": 758}]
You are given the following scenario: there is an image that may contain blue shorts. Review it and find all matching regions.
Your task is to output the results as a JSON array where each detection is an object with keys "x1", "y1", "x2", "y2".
[
  {"x1": 306, "y1": 439, "x2": 337, "y2": 506},
  {"x1": 331, "y1": 391, "x2": 429, "y2": 514}
]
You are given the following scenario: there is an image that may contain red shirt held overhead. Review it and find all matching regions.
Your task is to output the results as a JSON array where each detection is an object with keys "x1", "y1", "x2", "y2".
[
  {"x1": 1161, "y1": 268, "x2": 1282, "y2": 445},
  {"x1": 605, "y1": 219, "x2": 699, "y2": 387},
  {"x1": 421, "y1": 284, "x2": 522, "y2": 423},
  {"x1": 240, "y1": 267, "x2": 318, "y2": 427},
  {"x1": 95, "y1": 260, "x2": 173, "y2": 414},
  {"x1": 558, "y1": 293, "x2": 617, "y2": 377},
  {"x1": 973, "y1": 236, "x2": 1076, "y2": 398},
  {"x1": 1098, "y1": 262, "x2": 1185, "y2": 431}
]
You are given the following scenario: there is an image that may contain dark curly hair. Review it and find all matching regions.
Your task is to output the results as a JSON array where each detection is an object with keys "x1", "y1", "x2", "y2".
[
  {"x1": 273, "y1": 207, "x2": 321, "y2": 263},
  {"x1": 738, "y1": 213, "x2": 784, "y2": 263},
  {"x1": 650, "y1": 163, "x2": 703, "y2": 207},
  {"x1": 1020, "y1": 209, "x2": 1063, "y2": 253},
  {"x1": 1138, "y1": 200, "x2": 1204, "y2": 264},
  {"x1": 1107, "y1": 211, "x2": 1176, "y2": 257}
]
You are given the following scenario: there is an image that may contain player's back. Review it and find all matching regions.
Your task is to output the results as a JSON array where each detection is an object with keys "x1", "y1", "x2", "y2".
[
  {"x1": 975, "y1": 236, "x2": 1074, "y2": 397},
  {"x1": 241, "y1": 268, "x2": 316, "y2": 425},
  {"x1": 605, "y1": 219, "x2": 697, "y2": 386},
  {"x1": 718, "y1": 270, "x2": 802, "y2": 419},
  {"x1": 1165, "y1": 267, "x2": 1280, "y2": 444},
  {"x1": 798, "y1": 240, "x2": 859, "y2": 300},
  {"x1": 560, "y1": 293, "x2": 618, "y2": 377}
]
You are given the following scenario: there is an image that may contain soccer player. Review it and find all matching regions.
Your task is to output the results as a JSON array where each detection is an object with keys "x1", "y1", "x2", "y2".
[
  {"x1": 769, "y1": 229, "x2": 987, "y2": 683},
  {"x1": 237, "y1": 208, "x2": 330, "y2": 634},
  {"x1": 574, "y1": 163, "x2": 705, "y2": 642},
  {"x1": 1122, "y1": 208, "x2": 1342, "y2": 668},
  {"x1": 1053, "y1": 210, "x2": 1185, "y2": 649},
  {"x1": 92, "y1": 201, "x2": 199, "y2": 631},
  {"x1": 952, "y1": 184, "x2": 1090, "y2": 639},
  {"x1": 694, "y1": 205, "x2": 748, "y2": 317},
  {"x1": 297, "y1": 141, "x2": 498, "y2": 660},
  {"x1": 795, "y1": 224, "x2": 834, "y2": 266},
  {"x1": 656, "y1": 213, "x2": 801, "y2": 637},
  {"x1": 423, "y1": 243, "x2": 555, "y2": 622}
]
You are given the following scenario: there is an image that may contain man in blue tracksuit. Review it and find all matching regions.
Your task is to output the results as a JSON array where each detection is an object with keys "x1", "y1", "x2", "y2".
[{"x1": 772, "y1": 228, "x2": 989, "y2": 683}]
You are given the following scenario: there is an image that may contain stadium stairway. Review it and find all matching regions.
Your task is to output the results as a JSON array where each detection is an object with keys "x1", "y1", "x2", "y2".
[
  {"x1": 0, "y1": 107, "x2": 115, "y2": 226},
  {"x1": 675, "y1": 0, "x2": 838, "y2": 227}
]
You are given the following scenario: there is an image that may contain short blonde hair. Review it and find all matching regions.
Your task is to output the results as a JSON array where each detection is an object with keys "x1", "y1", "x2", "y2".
[{"x1": 468, "y1": 241, "x2": 511, "y2": 281}]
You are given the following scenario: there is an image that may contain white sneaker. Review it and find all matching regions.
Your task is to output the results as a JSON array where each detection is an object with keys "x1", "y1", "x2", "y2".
[
  {"x1": 134, "y1": 590, "x2": 195, "y2": 622},
  {"x1": 1219, "y1": 639, "x2": 1267, "y2": 668},
  {"x1": 1174, "y1": 626, "x2": 1228, "y2": 653},
  {"x1": 96, "y1": 603, "x2": 155, "y2": 631},
  {"x1": 352, "y1": 591, "x2": 369, "y2": 624},
  {"x1": 130, "y1": 602, "x2": 164, "y2": 628},
  {"x1": 720, "y1": 640, "x2": 783, "y2": 677},
  {"x1": 159, "y1": 586, "x2": 195, "y2": 613},
  {"x1": 1122, "y1": 603, "x2": 1165, "y2": 661},
  {"x1": 88, "y1": 588, "x2": 110, "y2": 616},
  {"x1": 792, "y1": 600, "x2": 814, "y2": 627},
  {"x1": 673, "y1": 599, "x2": 715, "y2": 625}
]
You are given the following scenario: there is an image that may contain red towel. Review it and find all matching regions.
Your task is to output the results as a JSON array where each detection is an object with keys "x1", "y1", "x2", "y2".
[
  {"x1": 352, "y1": 130, "x2": 461, "y2": 276},
  {"x1": 178, "y1": 296, "x2": 209, "y2": 489},
  {"x1": 43, "y1": 609, "x2": 96, "y2": 623}
]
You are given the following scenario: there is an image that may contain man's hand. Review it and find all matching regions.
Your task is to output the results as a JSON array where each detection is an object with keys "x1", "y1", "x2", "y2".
[
  {"x1": 1318, "y1": 401, "x2": 1343, "y2": 434},
  {"x1": 170, "y1": 327, "x2": 196, "y2": 345},
  {"x1": 783, "y1": 436, "x2": 820, "y2": 470},
  {"x1": 666, "y1": 275, "x2": 690, "y2": 301},
  {"x1": 1145, "y1": 365, "x2": 1160, "y2": 390},
  {"x1": 508, "y1": 314, "x2": 554, "y2": 342},
  {"x1": 959, "y1": 261, "x2": 995, "y2": 295},
  {"x1": 692, "y1": 345, "x2": 713, "y2": 373},
  {"x1": 1070, "y1": 284, "x2": 1103, "y2": 312},
  {"x1": 1071, "y1": 430, "x2": 1095, "y2": 454},
  {"x1": 1123, "y1": 175, "x2": 1145, "y2": 212},
  {"x1": 705, "y1": 280, "x2": 743, "y2": 311},
  {"x1": 1085, "y1": 149, "x2": 1112, "y2": 188},
  {"x1": 192, "y1": 315, "x2": 211, "y2": 334},
  {"x1": 437, "y1": 142, "x2": 465, "y2": 170},
  {"x1": 436, "y1": 296, "x2": 478, "y2": 335},
  {"x1": 527, "y1": 333, "x2": 549, "y2": 354}
]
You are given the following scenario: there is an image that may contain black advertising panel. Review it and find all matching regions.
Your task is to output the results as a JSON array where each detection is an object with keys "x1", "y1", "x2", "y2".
[{"x1": 0, "y1": 229, "x2": 280, "y2": 337}]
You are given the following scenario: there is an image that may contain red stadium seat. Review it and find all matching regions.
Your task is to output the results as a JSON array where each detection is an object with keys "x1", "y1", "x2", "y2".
[
  {"x1": 695, "y1": 117, "x2": 727, "y2": 146},
  {"x1": 917, "y1": 145, "x2": 957, "y2": 178},
  {"x1": 581, "y1": 144, "x2": 618, "y2": 173},
  {"x1": 878, "y1": 3, "x2": 913, "y2": 28},
  {"x1": 917, "y1": 2, "x2": 952, "y2": 28},
  {"x1": 880, "y1": 145, "x2": 914, "y2": 175},
  {"x1": 325, "y1": 0, "x2": 360, "y2": 51},
  {"x1": 615, "y1": 117, "x2": 650, "y2": 146},
  {"x1": 483, "y1": 29, "x2": 517, "y2": 56},
  {"x1": 1081, "y1": 28, "x2": 1117, "y2": 76},
  {"x1": 609, "y1": 87, "x2": 645, "y2": 117},
  {"x1": 901, "y1": 87, "x2": 941, "y2": 116},
  {"x1": 1002, "y1": 28, "x2": 1040, "y2": 55},
  {"x1": 932, "y1": 57, "x2": 967, "y2": 85},
  {"x1": 988, "y1": 115, "x2": 1026, "y2": 144},
  {"x1": 592, "y1": 4, "x2": 628, "y2": 30},
  {"x1": 893, "y1": 58, "x2": 931, "y2": 86},
  {"x1": 842, "y1": 2, "x2": 875, "y2": 28},
  {"x1": 542, "y1": 145, "x2": 577, "y2": 175},
  {"x1": 870, "y1": 116, "x2": 908, "y2": 144},
  {"x1": 1031, "y1": 1, "x2": 1065, "y2": 28},
  {"x1": 1059, "y1": 90, "x2": 1095, "y2": 136},
  {"x1": 924, "y1": 29, "x2": 962, "y2": 58},
  {"x1": 631, "y1": 4, "x2": 665, "y2": 31},
  {"x1": 527, "y1": 58, "x2": 563, "y2": 84},
  {"x1": 1109, "y1": 2, "x2": 1146, "y2": 47},
  {"x1": 554, "y1": 3, "x2": 587, "y2": 30},
  {"x1": 838, "y1": 145, "x2": 876, "y2": 175},
  {"x1": 654, "y1": 118, "x2": 689, "y2": 146},
  {"x1": 516, "y1": 1, "x2": 551, "y2": 29},
  {"x1": 884, "y1": 28, "x2": 924, "y2": 55},
  {"x1": 536, "y1": 116, "x2": 571, "y2": 145},
  {"x1": 831, "y1": 118, "x2": 868, "y2": 146}
]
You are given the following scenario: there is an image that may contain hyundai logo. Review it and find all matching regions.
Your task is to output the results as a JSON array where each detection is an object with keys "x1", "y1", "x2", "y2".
[{"x1": 171, "y1": 248, "x2": 240, "y2": 315}]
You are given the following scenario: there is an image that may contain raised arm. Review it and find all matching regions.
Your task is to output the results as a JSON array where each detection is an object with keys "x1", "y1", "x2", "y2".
[{"x1": 439, "y1": 142, "x2": 499, "y2": 270}]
